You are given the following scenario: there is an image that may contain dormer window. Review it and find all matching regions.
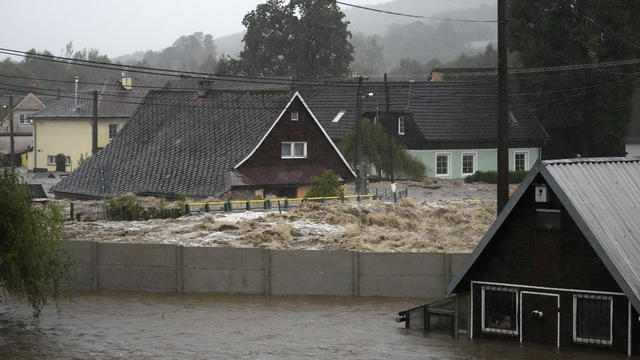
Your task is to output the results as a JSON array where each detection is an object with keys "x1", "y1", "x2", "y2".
[
  {"x1": 398, "y1": 116, "x2": 405, "y2": 135},
  {"x1": 291, "y1": 111, "x2": 299, "y2": 121}
]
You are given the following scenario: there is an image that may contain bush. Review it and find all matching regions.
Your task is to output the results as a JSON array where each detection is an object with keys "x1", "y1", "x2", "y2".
[
  {"x1": 55, "y1": 153, "x2": 66, "y2": 172},
  {"x1": 464, "y1": 170, "x2": 528, "y2": 184},
  {"x1": 0, "y1": 169, "x2": 71, "y2": 317},
  {"x1": 106, "y1": 194, "x2": 183, "y2": 221},
  {"x1": 307, "y1": 170, "x2": 345, "y2": 198}
]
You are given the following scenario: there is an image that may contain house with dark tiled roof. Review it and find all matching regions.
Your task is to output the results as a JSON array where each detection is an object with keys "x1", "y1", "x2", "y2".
[
  {"x1": 51, "y1": 90, "x2": 354, "y2": 199},
  {"x1": 298, "y1": 80, "x2": 549, "y2": 179},
  {"x1": 29, "y1": 75, "x2": 148, "y2": 171}
]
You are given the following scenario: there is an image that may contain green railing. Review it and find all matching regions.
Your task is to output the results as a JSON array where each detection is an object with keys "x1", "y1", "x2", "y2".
[{"x1": 184, "y1": 194, "x2": 376, "y2": 215}]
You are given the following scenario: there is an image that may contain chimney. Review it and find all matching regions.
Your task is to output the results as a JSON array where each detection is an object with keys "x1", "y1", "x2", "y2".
[
  {"x1": 121, "y1": 72, "x2": 132, "y2": 90},
  {"x1": 74, "y1": 76, "x2": 79, "y2": 109},
  {"x1": 430, "y1": 69, "x2": 444, "y2": 82},
  {"x1": 197, "y1": 79, "x2": 214, "y2": 99}
]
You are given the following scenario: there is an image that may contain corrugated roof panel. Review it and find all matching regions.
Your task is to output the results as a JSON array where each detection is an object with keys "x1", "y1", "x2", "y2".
[{"x1": 544, "y1": 158, "x2": 640, "y2": 310}]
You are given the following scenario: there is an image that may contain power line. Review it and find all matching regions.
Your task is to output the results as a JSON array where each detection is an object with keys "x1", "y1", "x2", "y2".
[
  {"x1": 335, "y1": 1, "x2": 496, "y2": 23},
  {"x1": 570, "y1": 4, "x2": 640, "y2": 51}
]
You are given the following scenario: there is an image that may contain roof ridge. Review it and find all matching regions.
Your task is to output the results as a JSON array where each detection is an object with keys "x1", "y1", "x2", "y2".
[{"x1": 543, "y1": 156, "x2": 640, "y2": 165}]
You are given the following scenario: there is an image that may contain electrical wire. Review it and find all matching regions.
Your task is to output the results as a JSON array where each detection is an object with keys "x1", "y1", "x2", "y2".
[{"x1": 334, "y1": 1, "x2": 496, "y2": 23}]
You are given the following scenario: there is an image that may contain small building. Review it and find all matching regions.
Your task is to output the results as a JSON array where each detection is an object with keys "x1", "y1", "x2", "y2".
[
  {"x1": 50, "y1": 90, "x2": 354, "y2": 199},
  {"x1": 29, "y1": 75, "x2": 147, "y2": 171},
  {"x1": 299, "y1": 80, "x2": 548, "y2": 179},
  {"x1": 0, "y1": 92, "x2": 49, "y2": 166},
  {"x1": 415, "y1": 157, "x2": 640, "y2": 355}
]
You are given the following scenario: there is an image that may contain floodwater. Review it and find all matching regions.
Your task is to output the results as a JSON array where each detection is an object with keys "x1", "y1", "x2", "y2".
[{"x1": 0, "y1": 292, "x2": 627, "y2": 359}]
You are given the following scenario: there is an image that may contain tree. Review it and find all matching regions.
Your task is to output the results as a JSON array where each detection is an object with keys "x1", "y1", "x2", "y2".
[
  {"x1": 239, "y1": 0, "x2": 354, "y2": 79},
  {"x1": 55, "y1": 153, "x2": 66, "y2": 172},
  {"x1": 508, "y1": 0, "x2": 640, "y2": 157},
  {"x1": 351, "y1": 33, "x2": 385, "y2": 75},
  {"x1": 339, "y1": 119, "x2": 427, "y2": 181},
  {"x1": 307, "y1": 170, "x2": 344, "y2": 198},
  {"x1": 0, "y1": 170, "x2": 70, "y2": 317}
]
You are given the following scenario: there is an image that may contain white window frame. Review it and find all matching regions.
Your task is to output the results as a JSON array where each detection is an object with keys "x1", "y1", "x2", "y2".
[
  {"x1": 291, "y1": 111, "x2": 299, "y2": 121},
  {"x1": 108, "y1": 123, "x2": 119, "y2": 140},
  {"x1": 481, "y1": 286, "x2": 519, "y2": 336},
  {"x1": 281, "y1": 141, "x2": 307, "y2": 159},
  {"x1": 514, "y1": 150, "x2": 529, "y2": 172},
  {"x1": 461, "y1": 151, "x2": 477, "y2": 176},
  {"x1": 47, "y1": 155, "x2": 71, "y2": 166},
  {"x1": 398, "y1": 116, "x2": 405, "y2": 135},
  {"x1": 435, "y1": 152, "x2": 451, "y2": 177},
  {"x1": 572, "y1": 294, "x2": 613, "y2": 346}
]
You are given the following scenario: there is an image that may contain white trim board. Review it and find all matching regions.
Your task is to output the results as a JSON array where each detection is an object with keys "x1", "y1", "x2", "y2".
[{"x1": 233, "y1": 92, "x2": 356, "y2": 177}]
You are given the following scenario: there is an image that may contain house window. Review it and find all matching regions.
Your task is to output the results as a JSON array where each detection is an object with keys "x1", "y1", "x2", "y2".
[
  {"x1": 19, "y1": 114, "x2": 29, "y2": 124},
  {"x1": 109, "y1": 124, "x2": 119, "y2": 140},
  {"x1": 47, "y1": 155, "x2": 71, "y2": 166},
  {"x1": 435, "y1": 152, "x2": 450, "y2": 177},
  {"x1": 281, "y1": 141, "x2": 307, "y2": 159},
  {"x1": 462, "y1": 152, "x2": 476, "y2": 175},
  {"x1": 514, "y1": 151, "x2": 528, "y2": 171},
  {"x1": 291, "y1": 111, "x2": 299, "y2": 121},
  {"x1": 573, "y1": 294, "x2": 613, "y2": 345},
  {"x1": 398, "y1": 116, "x2": 405, "y2": 135},
  {"x1": 332, "y1": 110, "x2": 346, "y2": 123},
  {"x1": 482, "y1": 286, "x2": 518, "y2": 336}
]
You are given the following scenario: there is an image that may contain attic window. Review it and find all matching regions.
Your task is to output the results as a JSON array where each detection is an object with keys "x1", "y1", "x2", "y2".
[
  {"x1": 398, "y1": 116, "x2": 405, "y2": 135},
  {"x1": 291, "y1": 111, "x2": 299, "y2": 121},
  {"x1": 332, "y1": 110, "x2": 346, "y2": 123}
]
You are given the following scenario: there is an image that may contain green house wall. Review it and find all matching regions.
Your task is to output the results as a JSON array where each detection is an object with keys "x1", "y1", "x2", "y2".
[{"x1": 407, "y1": 148, "x2": 540, "y2": 179}]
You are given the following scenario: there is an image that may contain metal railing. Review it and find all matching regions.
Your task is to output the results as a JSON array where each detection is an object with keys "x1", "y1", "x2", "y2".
[{"x1": 184, "y1": 194, "x2": 376, "y2": 215}]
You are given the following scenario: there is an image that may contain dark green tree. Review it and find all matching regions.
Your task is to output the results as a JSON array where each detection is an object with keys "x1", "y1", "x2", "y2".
[
  {"x1": 339, "y1": 119, "x2": 427, "y2": 181},
  {"x1": 239, "y1": 0, "x2": 353, "y2": 79},
  {"x1": 307, "y1": 170, "x2": 344, "y2": 198},
  {"x1": 0, "y1": 170, "x2": 71, "y2": 317},
  {"x1": 508, "y1": 0, "x2": 640, "y2": 157}
]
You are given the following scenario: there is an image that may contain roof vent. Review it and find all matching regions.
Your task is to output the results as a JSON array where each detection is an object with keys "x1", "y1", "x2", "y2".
[{"x1": 332, "y1": 110, "x2": 346, "y2": 123}]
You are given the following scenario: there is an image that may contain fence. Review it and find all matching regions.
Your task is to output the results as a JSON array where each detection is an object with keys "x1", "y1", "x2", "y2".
[
  {"x1": 185, "y1": 194, "x2": 376, "y2": 215},
  {"x1": 61, "y1": 240, "x2": 470, "y2": 299}
]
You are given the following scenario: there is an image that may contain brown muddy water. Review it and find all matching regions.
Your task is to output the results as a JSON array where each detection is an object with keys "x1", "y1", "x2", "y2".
[{"x1": 0, "y1": 291, "x2": 626, "y2": 359}]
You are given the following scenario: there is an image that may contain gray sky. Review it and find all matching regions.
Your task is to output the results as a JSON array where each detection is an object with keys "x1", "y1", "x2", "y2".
[{"x1": 1, "y1": 0, "x2": 385, "y2": 58}]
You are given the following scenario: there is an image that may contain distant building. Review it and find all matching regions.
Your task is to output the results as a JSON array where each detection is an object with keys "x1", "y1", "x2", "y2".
[
  {"x1": 0, "y1": 93, "x2": 48, "y2": 166},
  {"x1": 403, "y1": 157, "x2": 640, "y2": 356},
  {"x1": 299, "y1": 80, "x2": 548, "y2": 179},
  {"x1": 29, "y1": 75, "x2": 147, "y2": 171},
  {"x1": 51, "y1": 90, "x2": 354, "y2": 199}
]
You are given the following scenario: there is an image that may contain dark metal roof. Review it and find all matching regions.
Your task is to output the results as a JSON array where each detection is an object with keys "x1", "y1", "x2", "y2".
[
  {"x1": 298, "y1": 80, "x2": 549, "y2": 147},
  {"x1": 448, "y1": 156, "x2": 640, "y2": 312},
  {"x1": 33, "y1": 77, "x2": 148, "y2": 119},
  {"x1": 164, "y1": 76, "x2": 291, "y2": 92},
  {"x1": 51, "y1": 90, "x2": 292, "y2": 198}
]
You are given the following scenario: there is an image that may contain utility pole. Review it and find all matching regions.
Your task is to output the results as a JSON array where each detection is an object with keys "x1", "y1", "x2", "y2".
[
  {"x1": 355, "y1": 76, "x2": 363, "y2": 194},
  {"x1": 8, "y1": 95, "x2": 15, "y2": 169},
  {"x1": 497, "y1": 0, "x2": 509, "y2": 213},
  {"x1": 384, "y1": 73, "x2": 396, "y2": 202},
  {"x1": 92, "y1": 90, "x2": 98, "y2": 155}
]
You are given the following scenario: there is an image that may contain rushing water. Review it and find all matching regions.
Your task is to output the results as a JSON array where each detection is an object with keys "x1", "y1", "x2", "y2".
[{"x1": 0, "y1": 291, "x2": 626, "y2": 359}]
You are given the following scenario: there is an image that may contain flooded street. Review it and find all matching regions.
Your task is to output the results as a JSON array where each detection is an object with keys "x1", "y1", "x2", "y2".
[{"x1": 0, "y1": 292, "x2": 626, "y2": 359}]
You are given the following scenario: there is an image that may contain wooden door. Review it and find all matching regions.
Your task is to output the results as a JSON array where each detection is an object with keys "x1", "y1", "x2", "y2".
[{"x1": 521, "y1": 292, "x2": 559, "y2": 346}]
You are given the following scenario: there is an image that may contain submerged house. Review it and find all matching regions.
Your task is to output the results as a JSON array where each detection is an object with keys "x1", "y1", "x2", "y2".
[
  {"x1": 51, "y1": 90, "x2": 354, "y2": 199},
  {"x1": 299, "y1": 80, "x2": 548, "y2": 179},
  {"x1": 402, "y1": 157, "x2": 640, "y2": 355}
]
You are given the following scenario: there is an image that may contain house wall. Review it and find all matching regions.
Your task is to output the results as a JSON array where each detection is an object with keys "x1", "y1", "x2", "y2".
[
  {"x1": 408, "y1": 148, "x2": 540, "y2": 179},
  {"x1": 238, "y1": 97, "x2": 353, "y2": 182},
  {"x1": 461, "y1": 175, "x2": 632, "y2": 353},
  {"x1": 30, "y1": 117, "x2": 126, "y2": 170}
]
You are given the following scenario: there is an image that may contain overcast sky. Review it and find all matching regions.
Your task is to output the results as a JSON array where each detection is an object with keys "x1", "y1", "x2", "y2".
[{"x1": 1, "y1": 0, "x2": 385, "y2": 58}]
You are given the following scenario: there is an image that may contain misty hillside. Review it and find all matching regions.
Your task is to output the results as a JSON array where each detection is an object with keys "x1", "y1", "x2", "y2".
[{"x1": 114, "y1": 0, "x2": 497, "y2": 72}]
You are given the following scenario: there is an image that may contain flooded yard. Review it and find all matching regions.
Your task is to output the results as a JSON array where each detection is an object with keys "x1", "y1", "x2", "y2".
[{"x1": 0, "y1": 292, "x2": 627, "y2": 359}]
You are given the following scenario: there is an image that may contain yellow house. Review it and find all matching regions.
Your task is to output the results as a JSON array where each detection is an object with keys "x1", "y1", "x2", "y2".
[{"x1": 29, "y1": 76, "x2": 146, "y2": 171}]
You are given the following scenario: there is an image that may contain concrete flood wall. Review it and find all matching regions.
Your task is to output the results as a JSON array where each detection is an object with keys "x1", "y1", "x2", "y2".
[{"x1": 62, "y1": 241, "x2": 470, "y2": 299}]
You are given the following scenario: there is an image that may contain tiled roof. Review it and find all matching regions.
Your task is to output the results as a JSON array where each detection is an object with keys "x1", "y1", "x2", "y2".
[
  {"x1": 51, "y1": 90, "x2": 292, "y2": 198},
  {"x1": 33, "y1": 77, "x2": 148, "y2": 119},
  {"x1": 164, "y1": 76, "x2": 291, "y2": 92},
  {"x1": 298, "y1": 80, "x2": 549, "y2": 148}
]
